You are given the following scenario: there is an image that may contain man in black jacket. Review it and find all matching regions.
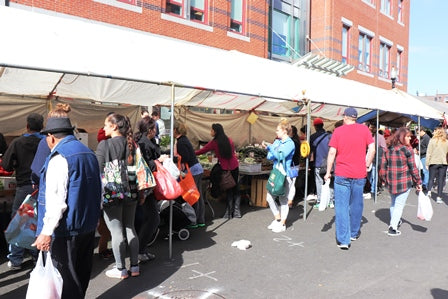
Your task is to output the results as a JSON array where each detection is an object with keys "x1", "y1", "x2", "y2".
[{"x1": 2, "y1": 113, "x2": 44, "y2": 270}]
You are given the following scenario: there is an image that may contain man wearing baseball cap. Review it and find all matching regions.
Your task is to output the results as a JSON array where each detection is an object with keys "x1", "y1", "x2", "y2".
[{"x1": 324, "y1": 107, "x2": 375, "y2": 250}]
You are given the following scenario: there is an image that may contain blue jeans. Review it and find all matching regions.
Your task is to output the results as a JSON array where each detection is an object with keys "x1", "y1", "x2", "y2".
[
  {"x1": 368, "y1": 165, "x2": 377, "y2": 194},
  {"x1": 334, "y1": 176, "x2": 366, "y2": 245},
  {"x1": 421, "y1": 157, "x2": 429, "y2": 188},
  {"x1": 8, "y1": 185, "x2": 38, "y2": 266},
  {"x1": 389, "y1": 189, "x2": 411, "y2": 230}
]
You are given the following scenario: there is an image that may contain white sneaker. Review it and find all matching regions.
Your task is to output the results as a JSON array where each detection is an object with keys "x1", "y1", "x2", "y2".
[
  {"x1": 427, "y1": 191, "x2": 432, "y2": 198},
  {"x1": 306, "y1": 194, "x2": 318, "y2": 201},
  {"x1": 363, "y1": 193, "x2": 372, "y2": 200},
  {"x1": 436, "y1": 197, "x2": 443, "y2": 204},
  {"x1": 267, "y1": 220, "x2": 279, "y2": 230},
  {"x1": 272, "y1": 223, "x2": 286, "y2": 233},
  {"x1": 106, "y1": 267, "x2": 129, "y2": 279},
  {"x1": 7, "y1": 261, "x2": 21, "y2": 271}
]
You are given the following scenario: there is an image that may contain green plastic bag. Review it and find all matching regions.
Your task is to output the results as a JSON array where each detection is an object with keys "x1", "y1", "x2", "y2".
[{"x1": 266, "y1": 153, "x2": 286, "y2": 196}]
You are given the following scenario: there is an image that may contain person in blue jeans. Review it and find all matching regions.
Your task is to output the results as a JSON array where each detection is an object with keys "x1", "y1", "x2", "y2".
[
  {"x1": 324, "y1": 108, "x2": 375, "y2": 250},
  {"x1": 418, "y1": 128, "x2": 431, "y2": 190}
]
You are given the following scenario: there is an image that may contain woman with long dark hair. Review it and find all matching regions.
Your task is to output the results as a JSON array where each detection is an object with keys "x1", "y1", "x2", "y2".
[
  {"x1": 380, "y1": 127, "x2": 422, "y2": 236},
  {"x1": 195, "y1": 123, "x2": 240, "y2": 218},
  {"x1": 133, "y1": 116, "x2": 167, "y2": 262},
  {"x1": 96, "y1": 113, "x2": 140, "y2": 279}
]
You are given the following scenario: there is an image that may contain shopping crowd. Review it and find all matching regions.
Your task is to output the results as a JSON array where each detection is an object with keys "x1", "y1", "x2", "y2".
[{"x1": 2, "y1": 106, "x2": 447, "y2": 298}]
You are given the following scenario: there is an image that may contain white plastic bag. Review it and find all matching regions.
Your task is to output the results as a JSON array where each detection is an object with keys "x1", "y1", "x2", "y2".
[
  {"x1": 163, "y1": 158, "x2": 180, "y2": 179},
  {"x1": 417, "y1": 191, "x2": 433, "y2": 221},
  {"x1": 319, "y1": 180, "x2": 331, "y2": 211},
  {"x1": 26, "y1": 251, "x2": 63, "y2": 299}
]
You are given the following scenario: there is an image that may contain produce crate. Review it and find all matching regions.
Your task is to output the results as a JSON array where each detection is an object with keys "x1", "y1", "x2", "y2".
[
  {"x1": 250, "y1": 176, "x2": 268, "y2": 208},
  {"x1": 239, "y1": 163, "x2": 262, "y2": 173}
]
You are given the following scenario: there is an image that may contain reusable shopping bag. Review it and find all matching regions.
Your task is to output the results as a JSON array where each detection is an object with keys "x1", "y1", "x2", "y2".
[
  {"x1": 134, "y1": 143, "x2": 156, "y2": 191},
  {"x1": 319, "y1": 180, "x2": 331, "y2": 211},
  {"x1": 163, "y1": 158, "x2": 180, "y2": 179},
  {"x1": 4, "y1": 189, "x2": 38, "y2": 250},
  {"x1": 417, "y1": 191, "x2": 433, "y2": 221},
  {"x1": 220, "y1": 170, "x2": 236, "y2": 191},
  {"x1": 153, "y1": 160, "x2": 183, "y2": 200},
  {"x1": 26, "y1": 251, "x2": 63, "y2": 299},
  {"x1": 177, "y1": 156, "x2": 200, "y2": 206},
  {"x1": 266, "y1": 152, "x2": 286, "y2": 196},
  {"x1": 101, "y1": 139, "x2": 131, "y2": 207},
  {"x1": 287, "y1": 163, "x2": 299, "y2": 178}
]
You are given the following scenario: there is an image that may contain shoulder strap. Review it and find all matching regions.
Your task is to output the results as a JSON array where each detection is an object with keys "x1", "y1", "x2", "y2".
[
  {"x1": 315, "y1": 133, "x2": 329, "y2": 149},
  {"x1": 105, "y1": 139, "x2": 111, "y2": 163}
]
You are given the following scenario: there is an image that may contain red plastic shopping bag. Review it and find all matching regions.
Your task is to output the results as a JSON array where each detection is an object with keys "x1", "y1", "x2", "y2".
[{"x1": 153, "y1": 160, "x2": 183, "y2": 200}]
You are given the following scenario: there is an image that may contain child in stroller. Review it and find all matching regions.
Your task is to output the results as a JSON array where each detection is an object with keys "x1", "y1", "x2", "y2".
[{"x1": 158, "y1": 198, "x2": 196, "y2": 240}]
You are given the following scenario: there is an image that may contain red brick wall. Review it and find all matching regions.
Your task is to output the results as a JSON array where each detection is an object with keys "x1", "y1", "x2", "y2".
[
  {"x1": 310, "y1": 0, "x2": 410, "y2": 91},
  {"x1": 10, "y1": 0, "x2": 269, "y2": 58}
]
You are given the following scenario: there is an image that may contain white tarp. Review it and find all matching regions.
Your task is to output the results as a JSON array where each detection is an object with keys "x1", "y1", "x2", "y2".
[{"x1": 0, "y1": 6, "x2": 442, "y2": 125}]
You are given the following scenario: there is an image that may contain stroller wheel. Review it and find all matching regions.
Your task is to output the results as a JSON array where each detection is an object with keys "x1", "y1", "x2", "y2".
[{"x1": 178, "y1": 228, "x2": 190, "y2": 241}]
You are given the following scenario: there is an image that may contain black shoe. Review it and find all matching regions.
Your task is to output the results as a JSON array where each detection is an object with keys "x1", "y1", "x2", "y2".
[
  {"x1": 350, "y1": 232, "x2": 361, "y2": 241},
  {"x1": 387, "y1": 227, "x2": 401, "y2": 236},
  {"x1": 337, "y1": 243, "x2": 350, "y2": 250}
]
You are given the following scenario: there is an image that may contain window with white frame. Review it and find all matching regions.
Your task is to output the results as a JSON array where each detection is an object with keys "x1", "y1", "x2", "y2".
[
  {"x1": 379, "y1": 42, "x2": 391, "y2": 78},
  {"x1": 398, "y1": 0, "x2": 403, "y2": 23},
  {"x1": 166, "y1": 0, "x2": 208, "y2": 23},
  {"x1": 117, "y1": 0, "x2": 136, "y2": 4},
  {"x1": 230, "y1": 0, "x2": 246, "y2": 34},
  {"x1": 358, "y1": 32, "x2": 372, "y2": 72},
  {"x1": 342, "y1": 24, "x2": 350, "y2": 64},
  {"x1": 396, "y1": 50, "x2": 402, "y2": 82},
  {"x1": 381, "y1": 0, "x2": 391, "y2": 15}
]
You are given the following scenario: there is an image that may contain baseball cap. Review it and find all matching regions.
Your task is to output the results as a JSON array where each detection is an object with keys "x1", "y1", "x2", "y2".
[
  {"x1": 343, "y1": 107, "x2": 358, "y2": 118},
  {"x1": 313, "y1": 118, "x2": 324, "y2": 126}
]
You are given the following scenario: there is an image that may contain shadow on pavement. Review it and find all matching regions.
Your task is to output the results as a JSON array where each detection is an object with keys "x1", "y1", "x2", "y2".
[
  {"x1": 375, "y1": 208, "x2": 428, "y2": 233},
  {"x1": 431, "y1": 288, "x2": 448, "y2": 299}
]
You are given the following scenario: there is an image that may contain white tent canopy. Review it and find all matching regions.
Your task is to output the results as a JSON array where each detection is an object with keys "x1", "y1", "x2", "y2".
[{"x1": 0, "y1": 5, "x2": 442, "y2": 123}]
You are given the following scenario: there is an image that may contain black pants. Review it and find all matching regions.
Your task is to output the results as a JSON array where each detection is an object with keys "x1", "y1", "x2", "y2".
[
  {"x1": 428, "y1": 164, "x2": 447, "y2": 197},
  {"x1": 135, "y1": 193, "x2": 160, "y2": 252},
  {"x1": 51, "y1": 231, "x2": 95, "y2": 299}
]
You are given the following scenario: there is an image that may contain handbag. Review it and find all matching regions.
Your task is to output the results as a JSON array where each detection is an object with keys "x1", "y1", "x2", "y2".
[
  {"x1": 266, "y1": 152, "x2": 287, "y2": 196},
  {"x1": 221, "y1": 170, "x2": 236, "y2": 191},
  {"x1": 319, "y1": 180, "x2": 331, "y2": 211},
  {"x1": 26, "y1": 251, "x2": 63, "y2": 299},
  {"x1": 134, "y1": 143, "x2": 156, "y2": 191},
  {"x1": 4, "y1": 189, "x2": 38, "y2": 250},
  {"x1": 288, "y1": 163, "x2": 299, "y2": 178},
  {"x1": 417, "y1": 191, "x2": 433, "y2": 221},
  {"x1": 153, "y1": 160, "x2": 183, "y2": 200},
  {"x1": 177, "y1": 156, "x2": 200, "y2": 206},
  {"x1": 101, "y1": 139, "x2": 131, "y2": 207}
]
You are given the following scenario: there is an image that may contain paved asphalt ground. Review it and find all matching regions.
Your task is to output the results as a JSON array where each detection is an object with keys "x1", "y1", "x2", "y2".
[{"x1": 1, "y1": 189, "x2": 448, "y2": 299}]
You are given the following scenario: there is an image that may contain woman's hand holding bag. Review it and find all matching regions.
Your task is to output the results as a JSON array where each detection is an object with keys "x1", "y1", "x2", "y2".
[{"x1": 153, "y1": 160, "x2": 183, "y2": 200}]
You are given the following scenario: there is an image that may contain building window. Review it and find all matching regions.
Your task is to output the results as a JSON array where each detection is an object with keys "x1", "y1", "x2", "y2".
[
  {"x1": 397, "y1": 0, "x2": 403, "y2": 23},
  {"x1": 379, "y1": 42, "x2": 391, "y2": 78},
  {"x1": 230, "y1": 0, "x2": 246, "y2": 34},
  {"x1": 270, "y1": 0, "x2": 305, "y2": 61},
  {"x1": 358, "y1": 33, "x2": 372, "y2": 72},
  {"x1": 381, "y1": 0, "x2": 391, "y2": 16},
  {"x1": 396, "y1": 50, "x2": 402, "y2": 82},
  {"x1": 342, "y1": 24, "x2": 350, "y2": 64},
  {"x1": 166, "y1": 0, "x2": 208, "y2": 23}
]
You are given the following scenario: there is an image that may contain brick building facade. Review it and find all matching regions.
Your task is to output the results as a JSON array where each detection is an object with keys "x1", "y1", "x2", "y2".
[
  {"x1": 310, "y1": 0, "x2": 410, "y2": 90},
  {"x1": 5, "y1": 0, "x2": 409, "y2": 91}
]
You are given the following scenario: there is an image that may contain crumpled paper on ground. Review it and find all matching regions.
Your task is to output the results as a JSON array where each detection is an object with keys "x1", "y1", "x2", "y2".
[{"x1": 231, "y1": 240, "x2": 252, "y2": 250}]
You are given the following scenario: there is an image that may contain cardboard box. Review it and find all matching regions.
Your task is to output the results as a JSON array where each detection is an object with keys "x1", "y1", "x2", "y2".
[{"x1": 250, "y1": 177, "x2": 268, "y2": 207}]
